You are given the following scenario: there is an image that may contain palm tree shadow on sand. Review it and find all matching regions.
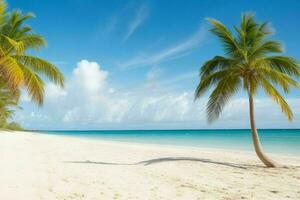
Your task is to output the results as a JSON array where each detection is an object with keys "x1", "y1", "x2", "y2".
[{"x1": 64, "y1": 157, "x2": 263, "y2": 169}]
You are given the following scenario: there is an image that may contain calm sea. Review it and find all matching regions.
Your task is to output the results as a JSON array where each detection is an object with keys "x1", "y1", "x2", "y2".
[{"x1": 41, "y1": 129, "x2": 300, "y2": 156}]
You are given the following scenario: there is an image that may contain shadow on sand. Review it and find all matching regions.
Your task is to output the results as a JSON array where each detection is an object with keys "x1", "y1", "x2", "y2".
[{"x1": 64, "y1": 157, "x2": 255, "y2": 169}]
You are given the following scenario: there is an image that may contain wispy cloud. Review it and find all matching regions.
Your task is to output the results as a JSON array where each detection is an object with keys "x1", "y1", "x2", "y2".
[
  {"x1": 119, "y1": 25, "x2": 206, "y2": 69},
  {"x1": 104, "y1": 15, "x2": 119, "y2": 34},
  {"x1": 120, "y1": 69, "x2": 198, "y2": 95},
  {"x1": 123, "y1": 4, "x2": 149, "y2": 42},
  {"x1": 155, "y1": 71, "x2": 198, "y2": 86}
]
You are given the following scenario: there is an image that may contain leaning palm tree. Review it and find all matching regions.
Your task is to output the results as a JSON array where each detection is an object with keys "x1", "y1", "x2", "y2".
[
  {"x1": 0, "y1": 1, "x2": 64, "y2": 105},
  {"x1": 195, "y1": 13, "x2": 300, "y2": 167}
]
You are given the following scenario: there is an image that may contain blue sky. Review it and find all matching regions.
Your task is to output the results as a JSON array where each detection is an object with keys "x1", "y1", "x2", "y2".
[{"x1": 7, "y1": 0, "x2": 300, "y2": 130}]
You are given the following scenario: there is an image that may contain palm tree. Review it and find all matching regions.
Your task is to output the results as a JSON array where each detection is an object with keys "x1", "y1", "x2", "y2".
[
  {"x1": 195, "y1": 13, "x2": 300, "y2": 167},
  {"x1": 0, "y1": 0, "x2": 64, "y2": 105},
  {"x1": 0, "y1": 80, "x2": 19, "y2": 128}
]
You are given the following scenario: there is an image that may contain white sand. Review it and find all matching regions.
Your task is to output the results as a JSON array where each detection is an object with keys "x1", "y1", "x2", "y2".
[{"x1": 1, "y1": 131, "x2": 300, "y2": 200}]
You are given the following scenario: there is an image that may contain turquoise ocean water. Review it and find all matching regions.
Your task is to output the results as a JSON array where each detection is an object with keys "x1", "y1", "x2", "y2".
[{"x1": 42, "y1": 129, "x2": 300, "y2": 156}]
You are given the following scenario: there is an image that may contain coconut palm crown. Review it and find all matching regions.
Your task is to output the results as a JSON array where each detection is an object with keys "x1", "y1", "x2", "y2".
[
  {"x1": 0, "y1": 0, "x2": 64, "y2": 106},
  {"x1": 195, "y1": 13, "x2": 300, "y2": 167}
]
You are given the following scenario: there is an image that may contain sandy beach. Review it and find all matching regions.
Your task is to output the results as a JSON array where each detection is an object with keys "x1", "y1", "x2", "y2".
[{"x1": 1, "y1": 131, "x2": 300, "y2": 200}]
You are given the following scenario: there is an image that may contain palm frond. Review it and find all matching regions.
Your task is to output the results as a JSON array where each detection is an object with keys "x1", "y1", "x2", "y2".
[
  {"x1": 18, "y1": 34, "x2": 46, "y2": 50},
  {"x1": 249, "y1": 41, "x2": 283, "y2": 60},
  {"x1": 207, "y1": 18, "x2": 242, "y2": 57},
  {"x1": 260, "y1": 78, "x2": 293, "y2": 121},
  {"x1": 0, "y1": 80, "x2": 20, "y2": 127},
  {"x1": 206, "y1": 76, "x2": 241, "y2": 122},
  {"x1": 0, "y1": 34, "x2": 25, "y2": 54},
  {"x1": 0, "y1": 1, "x2": 64, "y2": 126},
  {"x1": 264, "y1": 56, "x2": 300, "y2": 76},
  {"x1": 0, "y1": 0, "x2": 7, "y2": 27},
  {"x1": 0, "y1": 56, "x2": 24, "y2": 89},
  {"x1": 235, "y1": 13, "x2": 258, "y2": 48},
  {"x1": 9, "y1": 10, "x2": 34, "y2": 32},
  {"x1": 1, "y1": 10, "x2": 35, "y2": 40},
  {"x1": 13, "y1": 55, "x2": 64, "y2": 87},
  {"x1": 257, "y1": 66, "x2": 300, "y2": 93},
  {"x1": 21, "y1": 64, "x2": 45, "y2": 105},
  {"x1": 195, "y1": 68, "x2": 240, "y2": 99},
  {"x1": 17, "y1": 25, "x2": 32, "y2": 35},
  {"x1": 200, "y1": 56, "x2": 235, "y2": 78}
]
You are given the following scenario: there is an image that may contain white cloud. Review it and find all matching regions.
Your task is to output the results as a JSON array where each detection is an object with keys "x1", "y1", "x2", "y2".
[
  {"x1": 119, "y1": 25, "x2": 206, "y2": 69},
  {"x1": 16, "y1": 60, "x2": 300, "y2": 130},
  {"x1": 45, "y1": 83, "x2": 67, "y2": 100},
  {"x1": 123, "y1": 4, "x2": 149, "y2": 42},
  {"x1": 72, "y1": 60, "x2": 108, "y2": 93}
]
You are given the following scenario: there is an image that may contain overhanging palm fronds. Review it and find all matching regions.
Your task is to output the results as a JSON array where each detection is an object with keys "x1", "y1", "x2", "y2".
[
  {"x1": 0, "y1": 0, "x2": 64, "y2": 129},
  {"x1": 0, "y1": 6, "x2": 64, "y2": 105}
]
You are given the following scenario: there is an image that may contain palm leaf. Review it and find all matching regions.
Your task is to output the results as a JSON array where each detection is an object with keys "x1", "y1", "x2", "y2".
[
  {"x1": 0, "y1": 56, "x2": 24, "y2": 89},
  {"x1": 206, "y1": 76, "x2": 241, "y2": 122},
  {"x1": 18, "y1": 34, "x2": 46, "y2": 50},
  {"x1": 195, "y1": 68, "x2": 240, "y2": 99},
  {"x1": 207, "y1": 18, "x2": 242, "y2": 57},
  {"x1": 21, "y1": 64, "x2": 45, "y2": 105},
  {"x1": 0, "y1": 0, "x2": 7, "y2": 27},
  {"x1": 0, "y1": 34, "x2": 25, "y2": 54},
  {"x1": 260, "y1": 78, "x2": 293, "y2": 121},
  {"x1": 257, "y1": 66, "x2": 300, "y2": 93},
  {"x1": 249, "y1": 41, "x2": 283, "y2": 60},
  {"x1": 264, "y1": 56, "x2": 300, "y2": 76},
  {"x1": 200, "y1": 56, "x2": 235, "y2": 78},
  {"x1": 13, "y1": 55, "x2": 64, "y2": 87}
]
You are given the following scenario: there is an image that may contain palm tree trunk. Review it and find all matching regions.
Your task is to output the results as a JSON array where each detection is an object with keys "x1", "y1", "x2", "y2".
[{"x1": 248, "y1": 90, "x2": 279, "y2": 167}]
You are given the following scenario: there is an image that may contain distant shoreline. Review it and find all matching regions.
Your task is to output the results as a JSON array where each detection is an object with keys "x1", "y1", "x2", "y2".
[
  {"x1": 9, "y1": 129, "x2": 299, "y2": 157},
  {"x1": 33, "y1": 129, "x2": 300, "y2": 157},
  {"x1": 29, "y1": 128, "x2": 300, "y2": 131}
]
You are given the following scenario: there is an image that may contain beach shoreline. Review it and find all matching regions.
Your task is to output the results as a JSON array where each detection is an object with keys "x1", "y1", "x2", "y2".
[
  {"x1": 37, "y1": 130, "x2": 300, "y2": 159},
  {"x1": 1, "y1": 131, "x2": 300, "y2": 199}
]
